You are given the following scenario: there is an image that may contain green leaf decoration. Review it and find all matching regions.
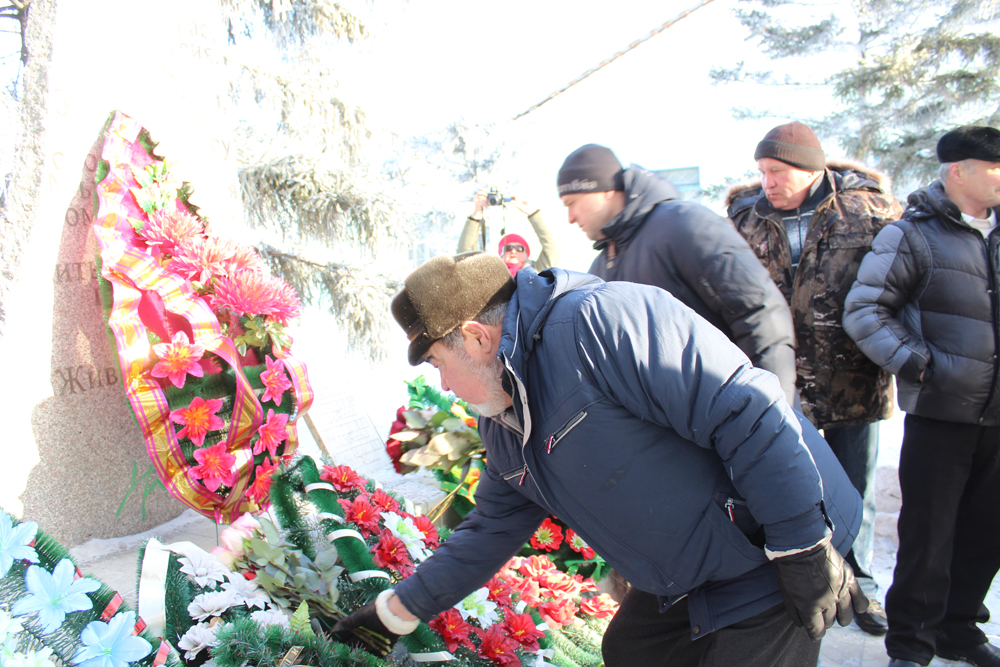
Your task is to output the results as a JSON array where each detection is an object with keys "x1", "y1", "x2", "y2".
[{"x1": 290, "y1": 601, "x2": 315, "y2": 637}]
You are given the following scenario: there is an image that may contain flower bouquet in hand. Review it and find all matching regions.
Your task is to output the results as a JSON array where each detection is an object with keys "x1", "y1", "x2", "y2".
[{"x1": 94, "y1": 110, "x2": 313, "y2": 523}]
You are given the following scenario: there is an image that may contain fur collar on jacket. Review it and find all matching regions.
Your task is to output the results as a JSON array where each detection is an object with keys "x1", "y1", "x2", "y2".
[{"x1": 723, "y1": 159, "x2": 893, "y2": 210}]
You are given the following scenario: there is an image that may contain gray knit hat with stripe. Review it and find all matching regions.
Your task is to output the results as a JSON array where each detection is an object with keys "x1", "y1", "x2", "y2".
[{"x1": 754, "y1": 122, "x2": 826, "y2": 171}]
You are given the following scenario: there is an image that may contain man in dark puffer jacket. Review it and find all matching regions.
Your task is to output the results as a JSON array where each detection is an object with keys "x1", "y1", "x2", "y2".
[
  {"x1": 335, "y1": 252, "x2": 865, "y2": 666},
  {"x1": 556, "y1": 143, "x2": 798, "y2": 405},
  {"x1": 844, "y1": 126, "x2": 1000, "y2": 667}
]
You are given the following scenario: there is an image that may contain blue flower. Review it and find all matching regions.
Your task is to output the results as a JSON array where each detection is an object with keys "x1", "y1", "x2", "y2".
[
  {"x1": 0, "y1": 513, "x2": 39, "y2": 579},
  {"x1": 11, "y1": 560, "x2": 99, "y2": 633},
  {"x1": 72, "y1": 612, "x2": 152, "y2": 667}
]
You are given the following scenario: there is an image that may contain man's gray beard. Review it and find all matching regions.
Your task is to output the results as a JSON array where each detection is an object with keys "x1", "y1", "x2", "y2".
[{"x1": 453, "y1": 346, "x2": 509, "y2": 417}]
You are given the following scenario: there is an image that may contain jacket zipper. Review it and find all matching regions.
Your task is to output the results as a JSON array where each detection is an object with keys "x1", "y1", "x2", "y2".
[
  {"x1": 724, "y1": 497, "x2": 747, "y2": 523},
  {"x1": 545, "y1": 411, "x2": 588, "y2": 453},
  {"x1": 977, "y1": 229, "x2": 1000, "y2": 424}
]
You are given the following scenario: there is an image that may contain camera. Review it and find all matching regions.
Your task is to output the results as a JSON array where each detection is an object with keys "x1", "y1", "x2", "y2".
[{"x1": 486, "y1": 188, "x2": 511, "y2": 207}]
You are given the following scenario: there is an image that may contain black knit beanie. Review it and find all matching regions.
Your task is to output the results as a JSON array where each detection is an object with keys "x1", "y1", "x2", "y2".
[
  {"x1": 557, "y1": 144, "x2": 625, "y2": 195},
  {"x1": 937, "y1": 125, "x2": 1000, "y2": 163},
  {"x1": 754, "y1": 122, "x2": 826, "y2": 171}
]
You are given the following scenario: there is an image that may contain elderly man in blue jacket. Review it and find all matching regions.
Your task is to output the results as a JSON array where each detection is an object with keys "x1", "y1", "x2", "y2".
[{"x1": 335, "y1": 252, "x2": 867, "y2": 666}]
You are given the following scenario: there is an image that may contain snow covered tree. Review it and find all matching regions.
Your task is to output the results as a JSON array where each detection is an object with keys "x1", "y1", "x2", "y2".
[
  {"x1": 219, "y1": 0, "x2": 406, "y2": 361},
  {"x1": 713, "y1": 0, "x2": 1000, "y2": 192}
]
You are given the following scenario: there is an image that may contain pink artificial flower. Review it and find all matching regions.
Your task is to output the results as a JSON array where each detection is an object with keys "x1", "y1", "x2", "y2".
[
  {"x1": 212, "y1": 270, "x2": 301, "y2": 325},
  {"x1": 151, "y1": 330, "x2": 206, "y2": 388},
  {"x1": 169, "y1": 235, "x2": 264, "y2": 284},
  {"x1": 259, "y1": 356, "x2": 292, "y2": 405},
  {"x1": 190, "y1": 442, "x2": 237, "y2": 491},
  {"x1": 138, "y1": 208, "x2": 203, "y2": 253},
  {"x1": 246, "y1": 457, "x2": 278, "y2": 504},
  {"x1": 515, "y1": 555, "x2": 556, "y2": 578},
  {"x1": 320, "y1": 465, "x2": 367, "y2": 493},
  {"x1": 253, "y1": 409, "x2": 289, "y2": 457},
  {"x1": 169, "y1": 396, "x2": 225, "y2": 446}
]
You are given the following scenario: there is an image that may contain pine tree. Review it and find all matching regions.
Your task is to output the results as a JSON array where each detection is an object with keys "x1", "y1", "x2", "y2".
[
  {"x1": 713, "y1": 0, "x2": 1000, "y2": 192},
  {"x1": 219, "y1": 0, "x2": 406, "y2": 361}
]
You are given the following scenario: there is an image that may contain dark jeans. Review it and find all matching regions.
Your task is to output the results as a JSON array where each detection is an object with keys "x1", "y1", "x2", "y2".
[
  {"x1": 885, "y1": 414, "x2": 1000, "y2": 665},
  {"x1": 824, "y1": 422, "x2": 880, "y2": 595},
  {"x1": 602, "y1": 588, "x2": 820, "y2": 667}
]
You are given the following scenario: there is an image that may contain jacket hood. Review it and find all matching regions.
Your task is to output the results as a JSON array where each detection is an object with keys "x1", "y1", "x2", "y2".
[
  {"x1": 724, "y1": 159, "x2": 893, "y2": 212},
  {"x1": 596, "y1": 165, "x2": 680, "y2": 248},
  {"x1": 904, "y1": 180, "x2": 970, "y2": 228},
  {"x1": 499, "y1": 267, "x2": 602, "y2": 376}
]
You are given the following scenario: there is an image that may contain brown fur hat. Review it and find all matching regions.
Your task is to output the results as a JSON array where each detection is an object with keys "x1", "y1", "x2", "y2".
[{"x1": 391, "y1": 252, "x2": 515, "y2": 366}]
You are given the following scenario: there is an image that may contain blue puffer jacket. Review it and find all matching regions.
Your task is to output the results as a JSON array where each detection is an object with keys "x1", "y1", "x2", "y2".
[{"x1": 395, "y1": 268, "x2": 861, "y2": 638}]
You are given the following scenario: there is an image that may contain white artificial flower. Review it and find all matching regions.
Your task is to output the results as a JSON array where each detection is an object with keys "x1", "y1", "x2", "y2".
[
  {"x1": 187, "y1": 590, "x2": 239, "y2": 622},
  {"x1": 457, "y1": 587, "x2": 499, "y2": 626},
  {"x1": 7, "y1": 647, "x2": 56, "y2": 667},
  {"x1": 0, "y1": 609, "x2": 23, "y2": 652},
  {"x1": 250, "y1": 608, "x2": 290, "y2": 628},
  {"x1": 177, "y1": 621, "x2": 220, "y2": 660},
  {"x1": 380, "y1": 512, "x2": 432, "y2": 562},
  {"x1": 222, "y1": 573, "x2": 270, "y2": 609},
  {"x1": 178, "y1": 550, "x2": 230, "y2": 589}
]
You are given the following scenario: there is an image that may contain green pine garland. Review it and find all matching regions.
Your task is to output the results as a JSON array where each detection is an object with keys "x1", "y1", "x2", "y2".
[{"x1": 212, "y1": 618, "x2": 390, "y2": 667}]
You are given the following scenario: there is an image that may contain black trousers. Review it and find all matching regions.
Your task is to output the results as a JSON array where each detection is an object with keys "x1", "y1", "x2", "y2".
[
  {"x1": 602, "y1": 588, "x2": 820, "y2": 667},
  {"x1": 885, "y1": 414, "x2": 1000, "y2": 665}
]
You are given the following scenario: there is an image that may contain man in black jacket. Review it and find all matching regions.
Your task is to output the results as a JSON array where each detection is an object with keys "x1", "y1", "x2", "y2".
[
  {"x1": 844, "y1": 126, "x2": 1000, "y2": 667},
  {"x1": 557, "y1": 143, "x2": 798, "y2": 404}
]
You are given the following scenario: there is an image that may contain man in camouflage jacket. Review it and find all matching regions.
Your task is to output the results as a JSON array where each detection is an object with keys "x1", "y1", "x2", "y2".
[{"x1": 726, "y1": 122, "x2": 902, "y2": 636}]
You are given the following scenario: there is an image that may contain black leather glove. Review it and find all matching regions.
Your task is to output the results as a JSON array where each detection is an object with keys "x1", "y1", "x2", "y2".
[
  {"x1": 331, "y1": 590, "x2": 417, "y2": 657},
  {"x1": 332, "y1": 600, "x2": 398, "y2": 656},
  {"x1": 773, "y1": 536, "x2": 869, "y2": 641}
]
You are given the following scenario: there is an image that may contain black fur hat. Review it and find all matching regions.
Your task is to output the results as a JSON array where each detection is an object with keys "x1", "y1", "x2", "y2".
[{"x1": 936, "y1": 125, "x2": 1000, "y2": 163}]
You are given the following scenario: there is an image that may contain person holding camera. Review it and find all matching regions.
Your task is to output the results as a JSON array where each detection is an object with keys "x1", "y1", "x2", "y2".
[{"x1": 456, "y1": 191, "x2": 560, "y2": 276}]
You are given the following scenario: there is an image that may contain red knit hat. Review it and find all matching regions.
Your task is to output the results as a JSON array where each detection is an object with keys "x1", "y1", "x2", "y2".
[{"x1": 497, "y1": 233, "x2": 530, "y2": 258}]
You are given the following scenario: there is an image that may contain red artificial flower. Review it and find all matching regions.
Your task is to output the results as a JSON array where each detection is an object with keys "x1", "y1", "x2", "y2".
[
  {"x1": 428, "y1": 608, "x2": 475, "y2": 653},
  {"x1": 388, "y1": 406, "x2": 408, "y2": 435},
  {"x1": 485, "y1": 576, "x2": 514, "y2": 610},
  {"x1": 580, "y1": 594, "x2": 619, "y2": 619},
  {"x1": 371, "y1": 528, "x2": 415, "y2": 577},
  {"x1": 337, "y1": 497, "x2": 382, "y2": 538},
  {"x1": 539, "y1": 597, "x2": 578, "y2": 628},
  {"x1": 565, "y1": 529, "x2": 595, "y2": 560},
  {"x1": 515, "y1": 555, "x2": 557, "y2": 579},
  {"x1": 502, "y1": 612, "x2": 545, "y2": 652},
  {"x1": 530, "y1": 518, "x2": 564, "y2": 551},
  {"x1": 259, "y1": 355, "x2": 292, "y2": 405},
  {"x1": 189, "y1": 441, "x2": 237, "y2": 491},
  {"x1": 320, "y1": 465, "x2": 368, "y2": 493},
  {"x1": 369, "y1": 488, "x2": 400, "y2": 514},
  {"x1": 151, "y1": 330, "x2": 206, "y2": 388},
  {"x1": 245, "y1": 457, "x2": 278, "y2": 504},
  {"x1": 574, "y1": 574, "x2": 601, "y2": 594},
  {"x1": 169, "y1": 396, "x2": 225, "y2": 446},
  {"x1": 511, "y1": 576, "x2": 544, "y2": 608},
  {"x1": 537, "y1": 570, "x2": 584, "y2": 598},
  {"x1": 254, "y1": 409, "x2": 289, "y2": 457},
  {"x1": 411, "y1": 514, "x2": 440, "y2": 549},
  {"x1": 474, "y1": 626, "x2": 521, "y2": 667}
]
